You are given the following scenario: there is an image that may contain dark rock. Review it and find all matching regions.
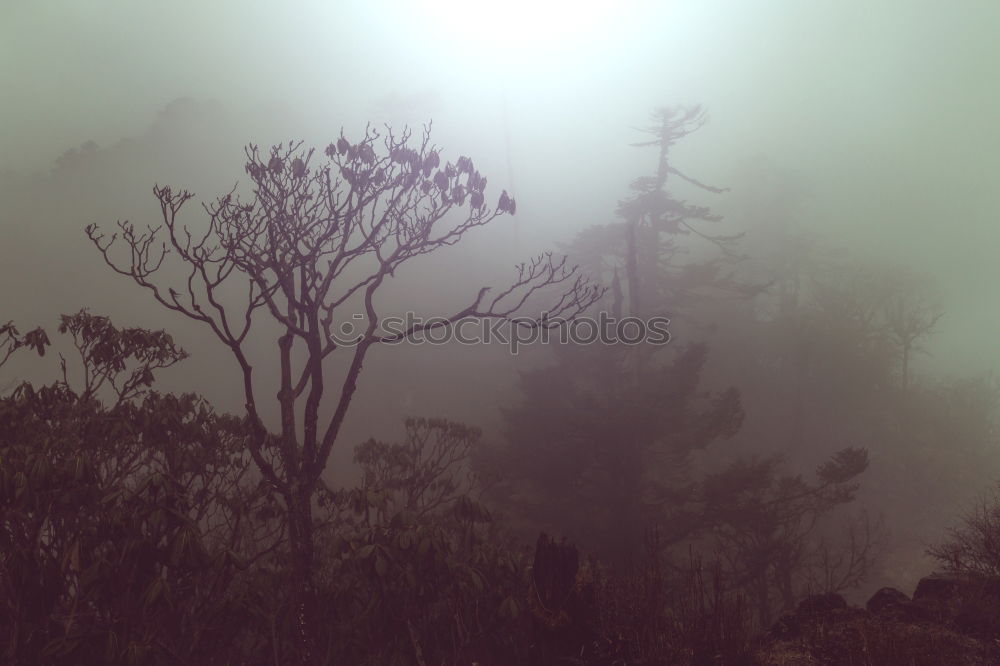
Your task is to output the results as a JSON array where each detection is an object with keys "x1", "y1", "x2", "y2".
[
  {"x1": 866, "y1": 586, "x2": 910, "y2": 613},
  {"x1": 906, "y1": 574, "x2": 1000, "y2": 640},
  {"x1": 756, "y1": 576, "x2": 1000, "y2": 664},
  {"x1": 913, "y1": 575, "x2": 965, "y2": 603}
]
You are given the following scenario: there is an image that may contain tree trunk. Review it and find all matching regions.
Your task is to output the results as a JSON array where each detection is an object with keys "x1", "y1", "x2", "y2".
[
  {"x1": 625, "y1": 216, "x2": 641, "y2": 320},
  {"x1": 901, "y1": 342, "x2": 910, "y2": 391},
  {"x1": 287, "y1": 485, "x2": 318, "y2": 664}
]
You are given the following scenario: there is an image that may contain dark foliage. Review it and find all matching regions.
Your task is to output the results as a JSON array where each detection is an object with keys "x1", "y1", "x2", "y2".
[
  {"x1": 482, "y1": 341, "x2": 743, "y2": 566},
  {"x1": 0, "y1": 313, "x2": 278, "y2": 664}
]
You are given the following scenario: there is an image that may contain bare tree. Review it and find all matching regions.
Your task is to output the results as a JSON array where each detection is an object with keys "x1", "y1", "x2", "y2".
[
  {"x1": 929, "y1": 484, "x2": 1000, "y2": 577},
  {"x1": 812, "y1": 265, "x2": 943, "y2": 391},
  {"x1": 806, "y1": 510, "x2": 886, "y2": 597},
  {"x1": 86, "y1": 124, "x2": 601, "y2": 662},
  {"x1": 882, "y1": 290, "x2": 943, "y2": 390}
]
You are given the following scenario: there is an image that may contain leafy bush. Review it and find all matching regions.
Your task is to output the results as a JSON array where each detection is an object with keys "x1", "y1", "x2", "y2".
[
  {"x1": 0, "y1": 312, "x2": 279, "y2": 664},
  {"x1": 315, "y1": 418, "x2": 530, "y2": 664}
]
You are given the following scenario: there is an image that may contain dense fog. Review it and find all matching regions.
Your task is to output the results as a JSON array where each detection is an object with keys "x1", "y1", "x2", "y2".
[
  {"x1": 5, "y1": 2, "x2": 999, "y2": 361},
  {"x1": 4, "y1": 2, "x2": 1000, "y2": 662}
]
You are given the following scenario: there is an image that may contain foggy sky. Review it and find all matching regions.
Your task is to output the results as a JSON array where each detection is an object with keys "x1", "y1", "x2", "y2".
[{"x1": 3, "y1": 0, "x2": 1000, "y2": 382}]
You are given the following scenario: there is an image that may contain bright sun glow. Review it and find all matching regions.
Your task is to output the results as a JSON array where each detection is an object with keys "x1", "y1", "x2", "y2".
[{"x1": 416, "y1": 0, "x2": 623, "y2": 72}]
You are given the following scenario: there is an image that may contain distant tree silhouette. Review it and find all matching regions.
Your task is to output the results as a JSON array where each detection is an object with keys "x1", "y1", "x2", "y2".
[
  {"x1": 483, "y1": 341, "x2": 743, "y2": 566},
  {"x1": 86, "y1": 125, "x2": 600, "y2": 661},
  {"x1": 482, "y1": 107, "x2": 752, "y2": 566},
  {"x1": 704, "y1": 214, "x2": 982, "y2": 598},
  {"x1": 881, "y1": 286, "x2": 943, "y2": 391},
  {"x1": 566, "y1": 105, "x2": 753, "y2": 323},
  {"x1": 690, "y1": 448, "x2": 876, "y2": 624}
]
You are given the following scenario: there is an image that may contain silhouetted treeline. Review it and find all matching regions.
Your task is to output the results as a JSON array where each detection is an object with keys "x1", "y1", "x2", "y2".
[{"x1": 3, "y1": 111, "x2": 999, "y2": 665}]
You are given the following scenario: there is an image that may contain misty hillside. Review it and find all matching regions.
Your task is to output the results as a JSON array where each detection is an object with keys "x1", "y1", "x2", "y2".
[{"x1": 3, "y1": 2, "x2": 1000, "y2": 664}]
